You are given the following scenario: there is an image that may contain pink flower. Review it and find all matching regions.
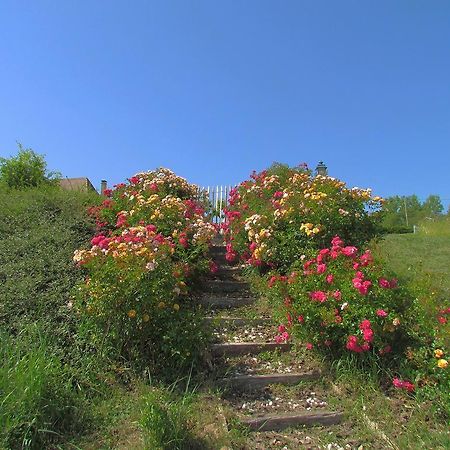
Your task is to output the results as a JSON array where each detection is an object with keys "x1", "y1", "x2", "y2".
[
  {"x1": 392, "y1": 378, "x2": 415, "y2": 392},
  {"x1": 129, "y1": 176, "x2": 140, "y2": 184},
  {"x1": 379, "y1": 345, "x2": 392, "y2": 355},
  {"x1": 360, "y1": 250, "x2": 373, "y2": 266},
  {"x1": 268, "y1": 276, "x2": 278, "y2": 288},
  {"x1": 273, "y1": 191, "x2": 283, "y2": 199},
  {"x1": 179, "y1": 236, "x2": 189, "y2": 248},
  {"x1": 209, "y1": 261, "x2": 218, "y2": 274},
  {"x1": 342, "y1": 246, "x2": 358, "y2": 257},
  {"x1": 249, "y1": 242, "x2": 257, "y2": 251},
  {"x1": 332, "y1": 290, "x2": 341, "y2": 300},
  {"x1": 146, "y1": 224, "x2": 157, "y2": 233},
  {"x1": 346, "y1": 335, "x2": 363, "y2": 353},
  {"x1": 353, "y1": 262, "x2": 360, "y2": 270},
  {"x1": 378, "y1": 278, "x2": 391, "y2": 289},
  {"x1": 359, "y1": 319, "x2": 371, "y2": 330},
  {"x1": 310, "y1": 290, "x2": 327, "y2": 303},
  {"x1": 306, "y1": 343, "x2": 313, "y2": 350},
  {"x1": 278, "y1": 324, "x2": 287, "y2": 333},
  {"x1": 363, "y1": 328, "x2": 374, "y2": 343},
  {"x1": 317, "y1": 263, "x2": 327, "y2": 274},
  {"x1": 331, "y1": 236, "x2": 343, "y2": 247},
  {"x1": 298, "y1": 315, "x2": 304, "y2": 323},
  {"x1": 326, "y1": 274, "x2": 334, "y2": 284},
  {"x1": 284, "y1": 296, "x2": 292, "y2": 306},
  {"x1": 376, "y1": 309, "x2": 388, "y2": 317},
  {"x1": 319, "y1": 248, "x2": 330, "y2": 256},
  {"x1": 286, "y1": 313, "x2": 293, "y2": 326},
  {"x1": 438, "y1": 316, "x2": 447, "y2": 324}
]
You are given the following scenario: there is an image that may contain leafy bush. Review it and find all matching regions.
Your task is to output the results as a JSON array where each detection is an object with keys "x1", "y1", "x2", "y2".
[
  {"x1": 0, "y1": 144, "x2": 60, "y2": 189},
  {"x1": 223, "y1": 163, "x2": 383, "y2": 272},
  {"x1": 74, "y1": 168, "x2": 216, "y2": 374},
  {"x1": 0, "y1": 185, "x2": 104, "y2": 448},
  {"x1": 265, "y1": 236, "x2": 422, "y2": 358}
]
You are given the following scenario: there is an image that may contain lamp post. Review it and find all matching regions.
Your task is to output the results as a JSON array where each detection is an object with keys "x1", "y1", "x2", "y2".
[{"x1": 315, "y1": 161, "x2": 328, "y2": 176}]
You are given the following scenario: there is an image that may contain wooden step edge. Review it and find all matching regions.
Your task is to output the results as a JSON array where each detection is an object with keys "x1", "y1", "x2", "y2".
[
  {"x1": 241, "y1": 410, "x2": 344, "y2": 431},
  {"x1": 211, "y1": 342, "x2": 291, "y2": 356},
  {"x1": 218, "y1": 370, "x2": 321, "y2": 390},
  {"x1": 204, "y1": 316, "x2": 271, "y2": 326},
  {"x1": 198, "y1": 297, "x2": 257, "y2": 309}
]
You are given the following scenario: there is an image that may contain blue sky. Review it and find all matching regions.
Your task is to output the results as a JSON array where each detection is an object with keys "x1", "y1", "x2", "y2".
[{"x1": 1, "y1": 1, "x2": 449, "y2": 207}]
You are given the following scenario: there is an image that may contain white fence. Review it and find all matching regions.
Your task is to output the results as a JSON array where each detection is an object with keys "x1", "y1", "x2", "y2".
[{"x1": 196, "y1": 185, "x2": 236, "y2": 224}]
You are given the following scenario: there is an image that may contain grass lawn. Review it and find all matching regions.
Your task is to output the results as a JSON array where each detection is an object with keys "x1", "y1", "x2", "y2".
[{"x1": 376, "y1": 233, "x2": 450, "y2": 297}]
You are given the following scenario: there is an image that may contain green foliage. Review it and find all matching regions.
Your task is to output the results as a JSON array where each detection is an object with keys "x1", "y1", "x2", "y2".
[
  {"x1": 0, "y1": 185, "x2": 105, "y2": 448},
  {"x1": 140, "y1": 387, "x2": 197, "y2": 450},
  {"x1": 0, "y1": 328, "x2": 90, "y2": 449},
  {"x1": 381, "y1": 194, "x2": 445, "y2": 232},
  {"x1": 0, "y1": 185, "x2": 98, "y2": 340},
  {"x1": 0, "y1": 144, "x2": 60, "y2": 189}
]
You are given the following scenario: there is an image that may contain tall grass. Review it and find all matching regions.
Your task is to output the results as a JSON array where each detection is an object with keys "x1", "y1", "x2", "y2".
[
  {"x1": 0, "y1": 327, "x2": 88, "y2": 449},
  {"x1": 416, "y1": 216, "x2": 450, "y2": 237}
]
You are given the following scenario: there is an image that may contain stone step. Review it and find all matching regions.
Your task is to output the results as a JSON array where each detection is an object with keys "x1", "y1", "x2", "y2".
[
  {"x1": 241, "y1": 410, "x2": 344, "y2": 431},
  {"x1": 218, "y1": 371, "x2": 321, "y2": 391},
  {"x1": 202, "y1": 280, "x2": 250, "y2": 293},
  {"x1": 199, "y1": 296, "x2": 256, "y2": 309},
  {"x1": 205, "y1": 316, "x2": 271, "y2": 327},
  {"x1": 211, "y1": 342, "x2": 291, "y2": 357}
]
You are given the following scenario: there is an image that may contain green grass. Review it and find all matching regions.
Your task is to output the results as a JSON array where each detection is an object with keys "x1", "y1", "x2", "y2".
[
  {"x1": 376, "y1": 233, "x2": 450, "y2": 296},
  {"x1": 0, "y1": 185, "x2": 104, "y2": 449}
]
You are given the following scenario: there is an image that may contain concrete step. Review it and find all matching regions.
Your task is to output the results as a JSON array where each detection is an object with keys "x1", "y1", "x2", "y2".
[
  {"x1": 218, "y1": 371, "x2": 321, "y2": 391},
  {"x1": 211, "y1": 342, "x2": 291, "y2": 357},
  {"x1": 199, "y1": 296, "x2": 257, "y2": 309},
  {"x1": 202, "y1": 280, "x2": 250, "y2": 293},
  {"x1": 241, "y1": 410, "x2": 344, "y2": 431}
]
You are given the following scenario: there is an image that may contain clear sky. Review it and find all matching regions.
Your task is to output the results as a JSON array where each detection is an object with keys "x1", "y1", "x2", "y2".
[{"x1": 1, "y1": 1, "x2": 449, "y2": 207}]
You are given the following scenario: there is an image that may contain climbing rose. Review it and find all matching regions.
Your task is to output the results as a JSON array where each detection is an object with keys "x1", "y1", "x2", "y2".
[
  {"x1": 310, "y1": 290, "x2": 327, "y2": 303},
  {"x1": 317, "y1": 263, "x2": 327, "y2": 274},
  {"x1": 392, "y1": 378, "x2": 415, "y2": 392},
  {"x1": 376, "y1": 309, "x2": 388, "y2": 317},
  {"x1": 342, "y1": 246, "x2": 358, "y2": 257}
]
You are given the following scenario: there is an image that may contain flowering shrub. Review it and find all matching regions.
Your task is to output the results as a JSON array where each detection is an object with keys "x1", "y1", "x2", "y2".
[
  {"x1": 74, "y1": 169, "x2": 216, "y2": 373},
  {"x1": 223, "y1": 163, "x2": 383, "y2": 272},
  {"x1": 265, "y1": 237, "x2": 421, "y2": 356}
]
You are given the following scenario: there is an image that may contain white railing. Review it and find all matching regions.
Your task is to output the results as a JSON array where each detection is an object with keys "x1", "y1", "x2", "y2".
[{"x1": 196, "y1": 185, "x2": 236, "y2": 224}]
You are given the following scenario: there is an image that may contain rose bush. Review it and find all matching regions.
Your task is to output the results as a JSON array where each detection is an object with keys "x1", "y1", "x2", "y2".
[
  {"x1": 74, "y1": 168, "x2": 216, "y2": 374},
  {"x1": 225, "y1": 163, "x2": 448, "y2": 398},
  {"x1": 223, "y1": 163, "x2": 383, "y2": 272},
  {"x1": 265, "y1": 236, "x2": 421, "y2": 358}
]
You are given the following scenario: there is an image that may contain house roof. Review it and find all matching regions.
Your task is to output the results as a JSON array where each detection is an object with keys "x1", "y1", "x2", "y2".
[{"x1": 59, "y1": 177, "x2": 97, "y2": 192}]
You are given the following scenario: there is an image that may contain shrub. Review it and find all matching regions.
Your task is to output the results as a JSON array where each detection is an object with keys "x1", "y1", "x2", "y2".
[
  {"x1": 74, "y1": 168, "x2": 216, "y2": 375},
  {"x1": 223, "y1": 163, "x2": 383, "y2": 272},
  {"x1": 0, "y1": 144, "x2": 60, "y2": 189},
  {"x1": 265, "y1": 236, "x2": 422, "y2": 358}
]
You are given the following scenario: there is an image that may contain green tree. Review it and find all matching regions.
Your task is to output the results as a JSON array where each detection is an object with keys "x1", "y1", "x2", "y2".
[
  {"x1": 0, "y1": 144, "x2": 60, "y2": 189},
  {"x1": 422, "y1": 194, "x2": 444, "y2": 217}
]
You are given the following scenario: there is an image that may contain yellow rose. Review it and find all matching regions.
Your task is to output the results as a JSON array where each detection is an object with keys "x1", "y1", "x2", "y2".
[
  {"x1": 434, "y1": 349, "x2": 444, "y2": 358},
  {"x1": 437, "y1": 359, "x2": 448, "y2": 369},
  {"x1": 143, "y1": 314, "x2": 150, "y2": 322},
  {"x1": 158, "y1": 301, "x2": 166, "y2": 309},
  {"x1": 127, "y1": 309, "x2": 136, "y2": 318},
  {"x1": 173, "y1": 303, "x2": 180, "y2": 311},
  {"x1": 392, "y1": 318, "x2": 400, "y2": 326}
]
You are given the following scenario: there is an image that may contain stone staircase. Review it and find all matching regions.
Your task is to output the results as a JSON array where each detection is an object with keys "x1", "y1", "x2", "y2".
[{"x1": 201, "y1": 239, "x2": 344, "y2": 437}]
